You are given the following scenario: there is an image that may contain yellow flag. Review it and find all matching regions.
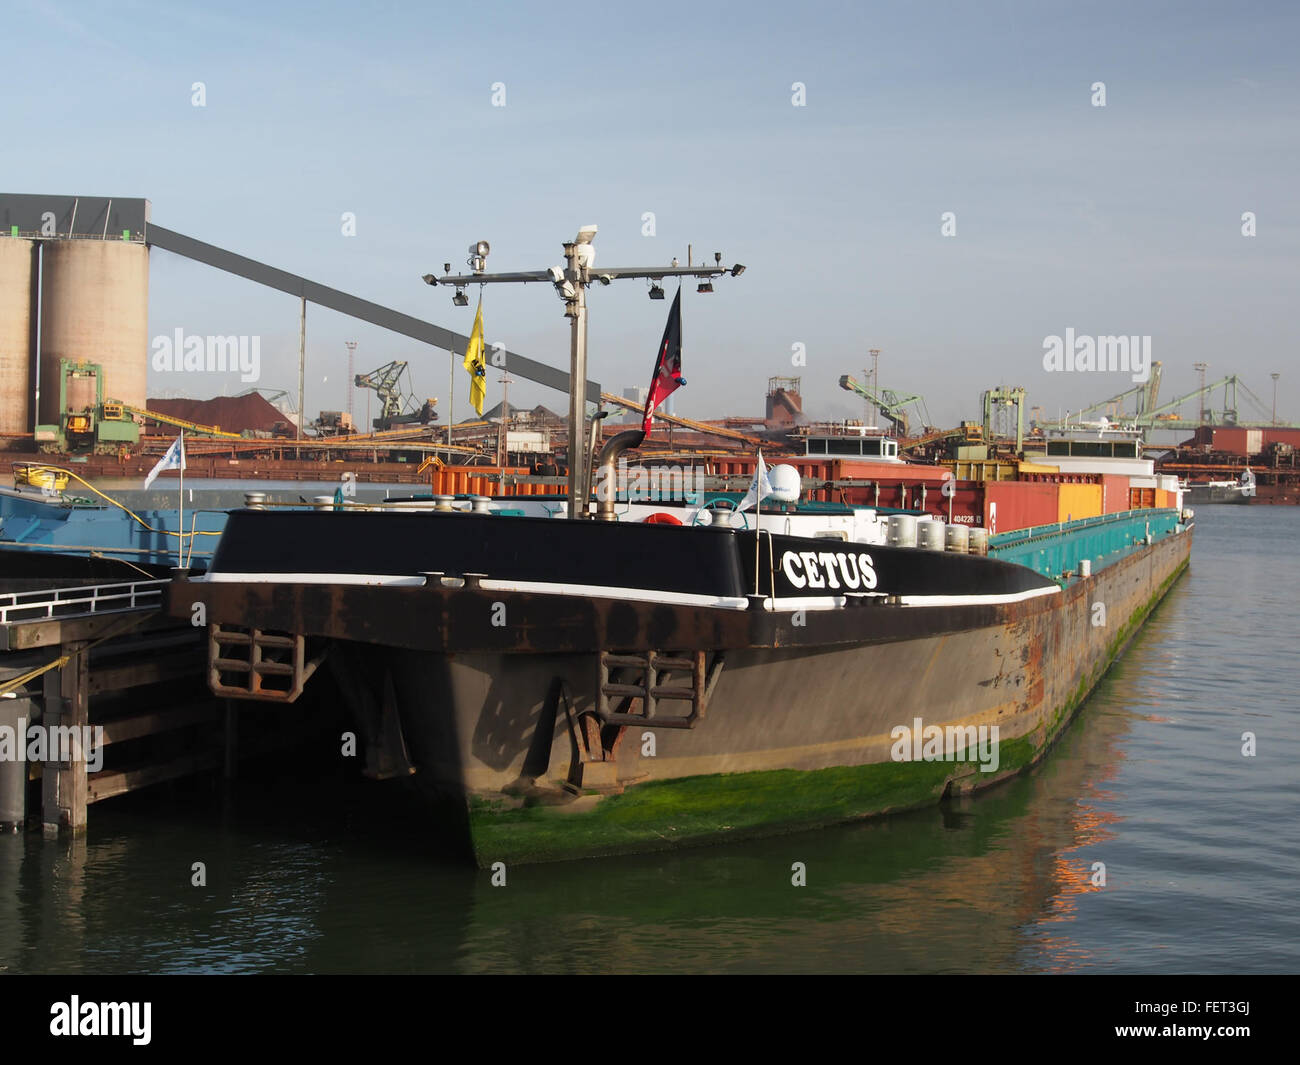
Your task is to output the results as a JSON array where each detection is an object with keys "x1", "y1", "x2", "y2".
[{"x1": 463, "y1": 298, "x2": 486, "y2": 416}]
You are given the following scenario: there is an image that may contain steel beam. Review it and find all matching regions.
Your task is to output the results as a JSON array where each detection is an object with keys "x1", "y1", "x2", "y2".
[{"x1": 145, "y1": 225, "x2": 601, "y2": 403}]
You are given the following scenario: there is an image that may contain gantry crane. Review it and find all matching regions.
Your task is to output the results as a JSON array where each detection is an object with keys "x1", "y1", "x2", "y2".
[{"x1": 981, "y1": 386, "x2": 1026, "y2": 451}]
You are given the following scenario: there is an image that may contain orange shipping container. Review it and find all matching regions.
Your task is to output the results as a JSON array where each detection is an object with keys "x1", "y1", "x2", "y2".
[{"x1": 1057, "y1": 483, "x2": 1103, "y2": 523}]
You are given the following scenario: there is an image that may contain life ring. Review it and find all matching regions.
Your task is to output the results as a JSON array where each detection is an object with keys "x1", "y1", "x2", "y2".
[{"x1": 644, "y1": 512, "x2": 683, "y2": 525}]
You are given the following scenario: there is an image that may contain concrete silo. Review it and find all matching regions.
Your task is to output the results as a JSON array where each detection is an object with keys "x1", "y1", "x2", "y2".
[
  {"x1": 0, "y1": 238, "x2": 38, "y2": 436},
  {"x1": 38, "y1": 240, "x2": 149, "y2": 426}
]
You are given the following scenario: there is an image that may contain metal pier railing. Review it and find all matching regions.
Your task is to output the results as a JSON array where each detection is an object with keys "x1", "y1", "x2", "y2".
[{"x1": 0, "y1": 579, "x2": 169, "y2": 627}]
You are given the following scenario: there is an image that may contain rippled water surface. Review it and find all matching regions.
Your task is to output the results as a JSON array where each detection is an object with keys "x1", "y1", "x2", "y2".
[{"x1": 1, "y1": 506, "x2": 1295, "y2": 973}]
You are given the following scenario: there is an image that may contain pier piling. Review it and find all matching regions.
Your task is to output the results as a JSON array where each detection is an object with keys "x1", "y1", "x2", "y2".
[
  {"x1": 42, "y1": 640, "x2": 89, "y2": 838},
  {"x1": 0, "y1": 696, "x2": 26, "y2": 830}
]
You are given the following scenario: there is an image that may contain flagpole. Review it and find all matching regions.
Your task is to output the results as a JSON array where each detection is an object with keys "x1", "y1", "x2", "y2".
[
  {"x1": 754, "y1": 448, "x2": 761, "y2": 598},
  {"x1": 178, "y1": 431, "x2": 184, "y2": 569}
]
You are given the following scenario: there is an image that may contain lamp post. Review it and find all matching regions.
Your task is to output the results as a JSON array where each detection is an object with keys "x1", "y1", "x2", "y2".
[
  {"x1": 345, "y1": 341, "x2": 357, "y2": 422},
  {"x1": 424, "y1": 228, "x2": 744, "y2": 519},
  {"x1": 1272, "y1": 372, "x2": 1280, "y2": 426},
  {"x1": 1193, "y1": 362, "x2": 1208, "y2": 425},
  {"x1": 497, "y1": 371, "x2": 512, "y2": 468}
]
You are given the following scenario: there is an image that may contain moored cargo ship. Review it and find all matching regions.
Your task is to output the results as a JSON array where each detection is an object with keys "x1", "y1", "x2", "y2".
[
  {"x1": 159, "y1": 226, "x2": 1191, "y2": 864},
  {"x1": 170, "y1": 437, "x2": 1192, "y2": 864}
]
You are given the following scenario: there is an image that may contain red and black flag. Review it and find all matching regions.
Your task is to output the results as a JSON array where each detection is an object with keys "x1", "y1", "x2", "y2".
[{"x1": 642, "y1": 287, "x2": 684, "y2": 437}]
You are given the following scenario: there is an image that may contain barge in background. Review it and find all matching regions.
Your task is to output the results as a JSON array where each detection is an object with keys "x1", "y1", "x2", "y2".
[
  {"x1": 0, "y1": 484, "x2": 226, "y2": 578},
  {"x1": 170, "y1": 434, "x2": 1193, "y2": 865},
  {"x1": 1182, "y1": 469, "x2": 1255, "y2": 505}
]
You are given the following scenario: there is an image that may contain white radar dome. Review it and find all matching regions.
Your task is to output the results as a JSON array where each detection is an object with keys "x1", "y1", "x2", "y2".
[{"x1": 767, "y1": 464, "x2": 801, "y2": 504}]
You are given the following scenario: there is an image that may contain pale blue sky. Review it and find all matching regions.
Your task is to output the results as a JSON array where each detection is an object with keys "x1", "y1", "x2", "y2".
[{"x1": 4, "y1": 0, "x2": 1297, "y2": 431}]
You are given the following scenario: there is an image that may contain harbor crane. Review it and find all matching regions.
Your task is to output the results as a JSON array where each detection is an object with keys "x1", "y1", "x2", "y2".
[
  {"x1": 981, "y1": 386, "x2": 1026, "y2": 451},
  {"x1": 1131, "y1": 374, "x2": 1278, "y2": 431},
  {"x1": 1042, "y1": 362, "x2": 1163, "y2": 426},
  {"x1": 1048, "y1": 371, "x2": 1291, "y2": 433},
  {"x1": 353, "y1": 360, "x2": 438, "y2": 432},
  {"x1": 1136, "y1": 375, "x2": 1239, "y2": 429},
  {"x1": 837, "y1": 375, "x2": 929, "y2": 438}
]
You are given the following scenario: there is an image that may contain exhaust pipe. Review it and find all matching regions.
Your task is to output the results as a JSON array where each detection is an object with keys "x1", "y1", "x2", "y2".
[{"x1": 595, "y1": 429, "x2": 646, "y2": 521}]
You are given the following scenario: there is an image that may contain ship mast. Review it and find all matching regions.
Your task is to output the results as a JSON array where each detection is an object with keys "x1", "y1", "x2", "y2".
[{"x1": 424, "y1": 227, "x2": 744, "y2": 519}]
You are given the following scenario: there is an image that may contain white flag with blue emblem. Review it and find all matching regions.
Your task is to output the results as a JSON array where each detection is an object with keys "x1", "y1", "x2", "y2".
[
  {"x1": 144, "y1": 434, "x2": 186, "y2": 490},
  {"x1": 736, "y1": 449, "x2": 773, "y2": 513}
]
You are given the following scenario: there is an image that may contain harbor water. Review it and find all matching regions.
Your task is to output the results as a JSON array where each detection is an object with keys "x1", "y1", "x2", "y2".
[{"x1": 0, "y1": 505, "x2": 1295, "y2": 973}]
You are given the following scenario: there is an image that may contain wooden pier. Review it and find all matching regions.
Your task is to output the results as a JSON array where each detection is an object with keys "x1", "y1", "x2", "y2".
[{"x1": 0, "y1": 577, "x2": 224, "y2": 835}]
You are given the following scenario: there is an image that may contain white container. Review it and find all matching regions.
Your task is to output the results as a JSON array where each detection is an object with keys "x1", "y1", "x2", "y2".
[
  {"x1": 968, "y1": 527, "x2": 989, "y2": 556},
  {"x1": 887, "y1": 513, "x2": 918, "y2": 548},
  {"x1": 945, "y1": 523, "x2": 970, "y2": 553},
  {"x1": 919, "y1": 520, "x2": 946, "y2": 551}
]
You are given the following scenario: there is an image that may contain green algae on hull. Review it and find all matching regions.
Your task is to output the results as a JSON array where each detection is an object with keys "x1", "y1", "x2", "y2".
[
  {"x1": 471, "y1": 753, "x2": 1006, "y2": 866},
  {"x1": 469, "y1": 543, "x2": 1191, "y2": 867}
]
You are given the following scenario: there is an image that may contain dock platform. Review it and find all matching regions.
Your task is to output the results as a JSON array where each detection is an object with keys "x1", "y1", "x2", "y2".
[{"x1": 0, "y1": 577, "x2": 221, "y2": 836}]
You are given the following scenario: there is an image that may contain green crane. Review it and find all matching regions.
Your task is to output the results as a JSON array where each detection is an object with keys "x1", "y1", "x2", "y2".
[
  {"x1": 1041, "y1": 362, "x2": 1163, "y2": 427},
  {"x1": 1133, "y1": 373, "x2": 1295, "y2": 431},
  {"x1": 354, "y1": 360, "x2": 409, "y2": 428},
  {"x1": 353, "y1": 360, "x2": 438, "y2": 432},
  {"x1": 981, "y1": 386, "x2": 1026, "y2": 451},
  {"x1": 837, "y1": 375, "x2": 928, "y2": 438}
]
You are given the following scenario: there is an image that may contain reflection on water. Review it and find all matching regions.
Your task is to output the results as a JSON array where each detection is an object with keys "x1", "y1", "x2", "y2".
[{"x1": 1, "y1": 507, "x2": 1296, "y2": 973}]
